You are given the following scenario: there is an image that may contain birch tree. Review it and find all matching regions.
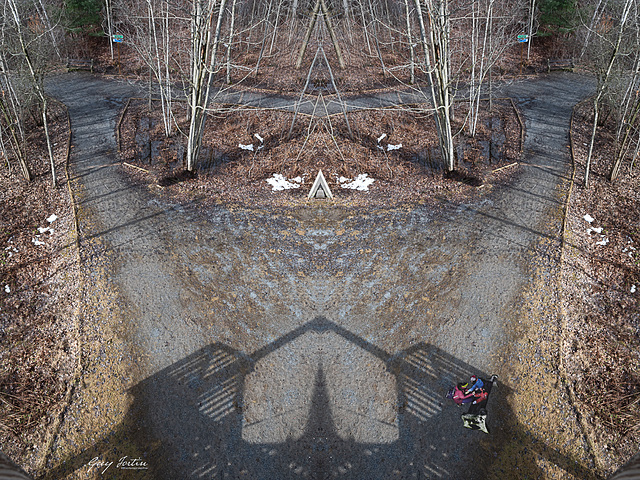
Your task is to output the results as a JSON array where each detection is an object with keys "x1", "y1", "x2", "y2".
[
  {"x1": 186, "y1": 0, "x2": 228, "y2": 171},
  {"x1": 414, "y1": 0, "x2": 455, "y2": 171}
]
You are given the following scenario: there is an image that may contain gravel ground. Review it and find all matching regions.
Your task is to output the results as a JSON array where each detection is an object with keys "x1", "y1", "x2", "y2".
[{"x1": 43, "y1": 72, "x2": 596, "y2": 480}]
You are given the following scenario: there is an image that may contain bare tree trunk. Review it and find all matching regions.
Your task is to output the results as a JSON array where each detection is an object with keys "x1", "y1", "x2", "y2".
[
  {"x1": 610, "y1": 94, "x2": 640, "y2": 181},
  {"x1": 469, "y1": 0, "x2": 478, "y2": 133},
  {"x1": 269, "y1": 0, "x2": 284, "y2": 55},
  {"x1": 343, "y1": 0, "x2": 354, "y2": 44},
  {"x1": 296, "y1": 0, "x2": 322, "y2": 69},
  {"x1": 615, "y1": 52, "x2": 640, "y2": 142},
  {"x1": 288, "y1": 0, "x2": 299, "y2": 43},
  {"x1": 148, "y1": 2, "x2": 153, "y2": 112},
  {"x1": 0, "y1": 94, "x2": 30, "y2": 181},
  {"x1": 470, "y1": 0, "x2": 493, "y2": 136},
  {"x1": 580, "y1": 0, "x2": 608, "y2": 58},
  {"x1": 630, "y1": 132, "x2": 640, "y2": 172},
  {"x1": 164, "y1": 0, "x2": 172, "y2": 134},
  {"x1": 585, "y1": 0, "x2": 632, "y2": 186},
  {"x1": 320, "y1": 0, "x2": 346, "y2": 68},
  {"x1": 41, "y1": 96, "x2": 56, "y2": 186},
  {"x1": 359, "y1": 0, "x2": 373, "y2": 55},
  {"x1": 527, "y1": 0, "x2": 535, "y2": 60},
  {"x1": 186, "y1": 0, "x2": 228, "y2": 171},
  {"x1": 585, "y1": 98, "x2": 599, "y2": 187},
  {"x1": 289, "y1": 48, "x2": 320, "y2": 139},
  {"x1": 8, "y1": 0, "x2": 56, "y2": 185},
  {"x1": 106, "y1": 0, "x2": 115, "y2": 60},
  {"x1": 319, "y1": 46, "x2": 351, "y2": 137},
  {"x1": 254, "y1": 0, "x2": 273, "y2": 75},
  {"x1": 404, "y1": 0, "x2": 415, "y2": 83},
  {"x1": 226, "y1": 0, "x2": 237, "y2": 83},
  {"x1": 35, "y1": 0, "x2": 60, "y2": 58},
  {"x1": 0, "y1": 127, "x2": 10, "y2": 173},
  {"x1": 414, "y1": 0, "x2": 455, "y2": 171},
  {"x1": 368, "y1": 0, "x2": 387, "y2": 75}
]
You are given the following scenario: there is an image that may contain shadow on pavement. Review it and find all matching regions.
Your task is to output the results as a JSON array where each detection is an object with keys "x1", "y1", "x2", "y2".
[{"x1": 44, "y1": 317, "x2": 595, "y2": 480}]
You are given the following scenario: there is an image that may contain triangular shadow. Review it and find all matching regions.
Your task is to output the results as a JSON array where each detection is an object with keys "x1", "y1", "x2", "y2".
[{"x1": 44, "y1": 317, "x2": 593, "y2": 479}]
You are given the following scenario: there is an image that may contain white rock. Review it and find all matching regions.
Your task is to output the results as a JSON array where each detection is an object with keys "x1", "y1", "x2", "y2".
[
  {"x1": 583, "y1": 214, "x2": 594, "y2": 223},
  {"x1": 46, "y1": 214, "x2": 58, "y2": 223},
  {"x1": 631, "y1": 285, "x2": 637, "y2": 293}
]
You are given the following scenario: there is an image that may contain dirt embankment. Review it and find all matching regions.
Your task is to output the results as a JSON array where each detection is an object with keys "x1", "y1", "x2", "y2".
[{"x1": 0, "y1": 101, "x2": 80, "y2": 475}]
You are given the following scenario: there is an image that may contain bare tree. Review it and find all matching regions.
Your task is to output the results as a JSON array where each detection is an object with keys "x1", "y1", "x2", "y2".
[
  {"x1": 186, "y1": 0, "x2": 228, "y2": 171},
  {"x1": 583, "y1": 0, "x2": 634, "y2": 186},
  {"x1": 114, "y1": 0, "x2": 181, "y2": 136},
  {"x1": 296, "y1": 0, "x2": 346, "y2": 69},
  {"x1": 2, "y1": 0, "x2": 57, "y2": 185},
  {"x1": 414, "y1": 0, "x2": 455, "y2": 171},
  {"x1": 608, "y1": 0, "x2": 640, "y2": 180},
  {"x1": 466, "y1": 0, "x2": 522, "y2": 135}
]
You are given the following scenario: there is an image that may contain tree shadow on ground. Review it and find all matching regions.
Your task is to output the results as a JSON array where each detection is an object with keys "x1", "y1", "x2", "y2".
[{"x1": 43, "y1": 317, "x2": 596, "y2": 480}]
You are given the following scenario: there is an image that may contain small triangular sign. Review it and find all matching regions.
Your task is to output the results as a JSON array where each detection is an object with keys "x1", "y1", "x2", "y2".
[{"x1": 308, "y1": 169, "x2": 333, "y2": 200}]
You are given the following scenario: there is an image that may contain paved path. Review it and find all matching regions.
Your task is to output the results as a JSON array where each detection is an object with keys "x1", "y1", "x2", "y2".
[
  {"x1": 216, "y1": 87, "x2": 431, "y2": 116},
  {"x1": 45, "y1": 72, "x2": 594, "y2": 480}
]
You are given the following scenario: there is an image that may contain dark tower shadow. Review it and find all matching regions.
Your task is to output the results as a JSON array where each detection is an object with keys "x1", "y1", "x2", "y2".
[{"x1": 44, "y1": 317, "x2": 595, "y2": 479}]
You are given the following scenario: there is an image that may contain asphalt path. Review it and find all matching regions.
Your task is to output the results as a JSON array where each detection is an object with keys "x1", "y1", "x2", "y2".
[
  {"x1": 216, "y1": 87, "x2": 430, "y2": 115},
  {"x1": 44, "y1": 72, "x2": 594, "y2": 480}
]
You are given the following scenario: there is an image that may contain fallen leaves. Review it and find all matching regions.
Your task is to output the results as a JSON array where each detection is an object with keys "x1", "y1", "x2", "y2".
[
  {"x1": 119, "y1": 97, "x2": 520, "y2": 211},
  {"x1": 564, "y1": 100, "x2": 640, "y2": 452}
]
